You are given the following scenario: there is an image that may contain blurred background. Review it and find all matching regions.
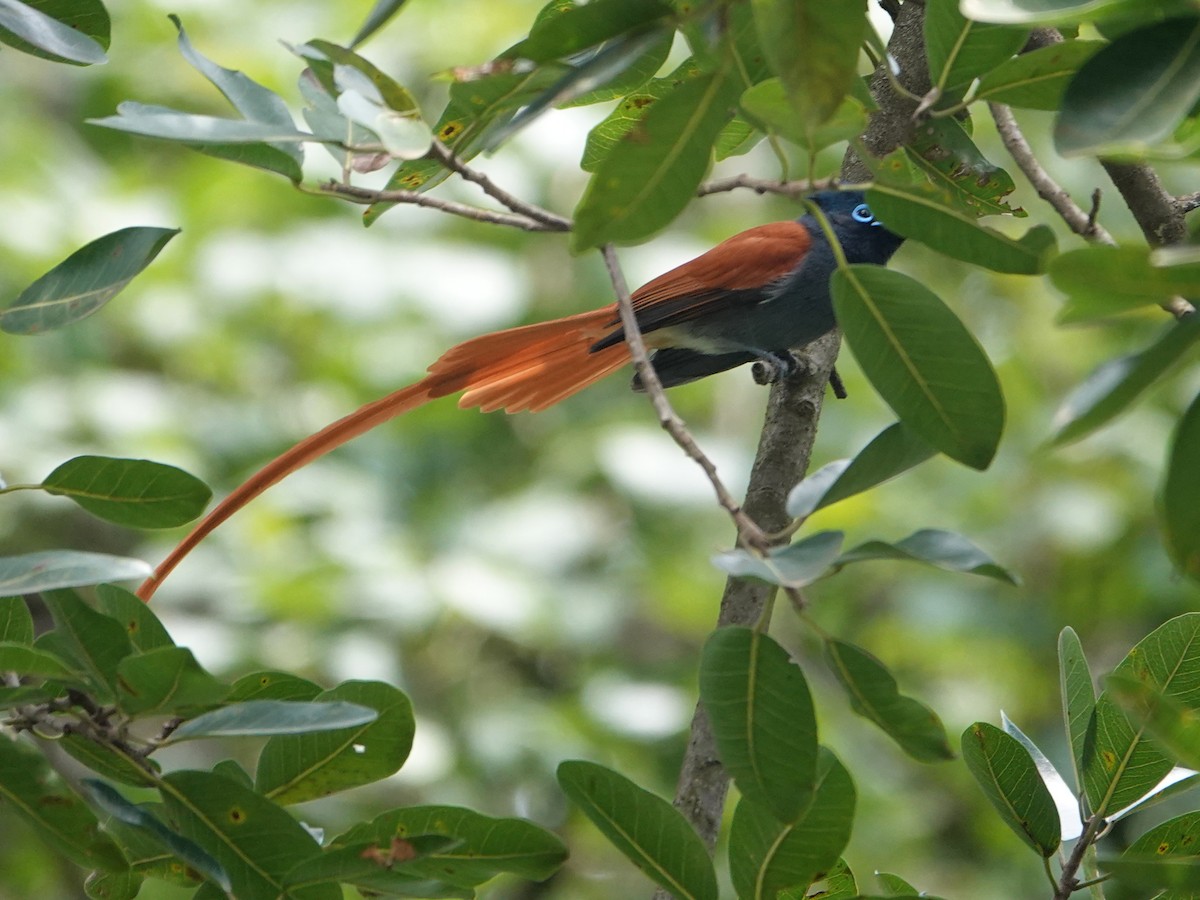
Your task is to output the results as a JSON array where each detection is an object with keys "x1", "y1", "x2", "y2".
[{"x1": 1, "y1": 1, "x2": 1197, "y2": 896}]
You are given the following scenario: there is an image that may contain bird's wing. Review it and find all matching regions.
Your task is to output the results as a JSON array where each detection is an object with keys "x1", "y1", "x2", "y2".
[{"x1": 591, "y1": 220, "x2": 813, "y2": 349}]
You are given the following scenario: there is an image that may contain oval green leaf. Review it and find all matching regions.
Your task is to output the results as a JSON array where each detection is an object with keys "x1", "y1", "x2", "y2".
[
  {"x1": 867, "y1": 182, "x2": 1056, "y2": 273},
  {"x1": 255, "y1": 681, "x2": 413, "y2": 804},
  {"x1": 1, "y1": 227, "x2": 178, "y2": 334},
  {"x1": 557, "y1": 759, "x2": 718, "y2": 900},
  {"x1": 1056, "y1": 17, "x2": 1200, "y2": 157},
  {"x1": 1163, "y1": 392, "x2": 1200, "y2": 580},
  {"x1": 116, "y1": 646, "x2": 229, "y2": 716},
  {"x1": 752, "y1": 0, "x2": 868, "y2": 128},
  {"x1": 0, "y1": 551, "x2": 150, "y2": 594},
  {"x1": 1107, "y1": 673, "x2": 1200, "y2": 770},
  {"x1": 95, "y1": 583, "x2": 174, "y2": 652},
  {"x1": 712, "y1": 530, "x2": 845, "y2": 588},
  {"x1": 700, "y1": 627, "x2": 819, "y2": 823},
  {"x1": 0, "y1": 0, "x2": 106, "y2": 64},
  {"x1": 825, "y1": 639, "x2": 953, "y2": 762},
  {"x1": 39, "y1": 589, "x2": 135, "y2": 700},
  {"x1": 832, "y1": 265, "x2": 1006, "y2": 470},
  {"x1": 835, "y1": 529, "x2": 1018, "y2": 583},
  {"x1": 962, "y1": 721, "x2": 1061, "y2": 857},
  {"x1": 331, "y1": 805, "x2": 568, "y2": 886},
  {"x1": 351, "y1": 0, "x2": 412, "y2": 47},
  {"x1": 961, "y1": 0, "x2": 1190, "y2": 25},
  {"x1": 160, "y1": 770, "x2": 329, "y2": 899},
  {"x1": 728, "y1": 747, "x2": 856, "y2": 899},
  {"x1": 787, "y1": 422, "x2": 936, "y2": 518},
  {"x1": 925, "y1": 0, "x2": 1030, "y2": 92},
  {"x1": 975, "y1": 39, "x2": 1104, "y2": 109},
  {"x1": 0, "y1": 738, "x2": 126, "y2": 871},
  {"x1": 573, "y1": 69, "x2": 738, "y2": 249},
  {"x1": 42, "y1": 456, "x2": 211, "y2": 529},
  {"x1": 1052, "y1": 313, "x2": 1200, "y2": 445},
  {"x1": 0, "y1": 595, "x2": 34, "y2": 644},
  {"x1": 0, "y1": 641, "x2": 76, "y2": 679},
  {"x1": 168, "y1": 698, "x2": 377, "y2": 741},
  {"x1": 1058, "y1": 626, "x2": 1096, "y2": 786}
]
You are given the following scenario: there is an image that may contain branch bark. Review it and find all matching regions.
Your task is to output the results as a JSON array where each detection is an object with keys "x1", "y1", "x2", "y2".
[{"x1": 659, "y1": 0, "x2": 931, "y2": 862}]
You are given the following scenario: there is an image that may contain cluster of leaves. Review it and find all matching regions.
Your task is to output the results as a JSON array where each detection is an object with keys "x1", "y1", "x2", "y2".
[
  {"x1": 4, "y1": 0, "x2": 1200, "y2": 897},
  {"x1": 965, "y1": 617, "x2": 1200, "y2": 895},
  {"x1": 0, "y1": 588, "x2": 567, "y2": 899}
]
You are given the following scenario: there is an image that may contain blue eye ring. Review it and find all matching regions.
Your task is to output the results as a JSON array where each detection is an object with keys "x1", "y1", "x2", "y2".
[{"x1": 851, "y1": 202, "x2": 875, "y2": 224}]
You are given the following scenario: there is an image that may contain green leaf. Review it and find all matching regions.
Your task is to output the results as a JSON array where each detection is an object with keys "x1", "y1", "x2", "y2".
[
  {"x1": 84, "y1": 779, "x2": 229, "y2": 891},
  {"x1": 282, "y1": 835, "x2": 464, "y2": 893},
  {"x1": 740, "y1": 79, "x2": 867, "y2": 153},
  {"x1": 1058, "y1": 627, "x2": 1096, "y2": 787},
  {"x1": 116, "y1": 646, "x2": 229, "y2": 716},
  {"x1": 332, "y1": 805, "x2": 568, "y2": 886},
  {"x1": 350, "y1": 0, "x2": 411, "y2": 47},
  {"x1": 573, "y1": 68, "x2": 738, "y2": 249},
  {"x1": 0, "y1": 685, "x2": 60, "y2": 709},
  {"x1": 488, "y1": 29, "x2": 673, "y2": 148},
  {"x1": 925, "y1": 0, "x2": 1029, "y2": 92},
  {"x1": 714, "y1": 115, "x2": 763, "y2": 160},
  {"x1": 41, "y1": 456, "x2": 211, "y2": 529},
  {"x1": 84, "y1": 869, "x2": 141, "y2": 900},
  {"x1": 0, "y1": 551, "x2": 151, "y2": 593},
  {"x1": 787, "y1": 422, "x2": 936, "y2": 518},
  {"x1": 728, "y1": 748, "x2": 856, "y2": 899},
  {"x1": 95, "y1": 584, "x2": 174, "y2": 652},
  {"x1": 0, "y1": 641, "x2": 76, "y2": 679},
  {"x1": 751, "y1": 0, "x2": 868, "y2": 127},
  {"x1": 302, "y1": 39, "x2": 420, "y2": 113},
  {"x1": 1082, "y1": 615, "x2": 1200, "y2": 815},
  {"x1": 961, "y1": 0, "x2": 1191, "y2": 25},
  {"x1": 557, "y1": 760, "x2": 718, "y2": 900},
  {"x1": 561, "y1": 29, "x2": 674, "y2": 107},
  {"x1": 962, "y1": 722, "x2": 1061, "y2": 857},
  {"x1": 1050, "y1": 245, "x2": 1200, "y2": 322},
  {"x1": 905, "y1": 117, "x2": 1021, "y2": 215},
  {"x1": 581, "y1": 58, "x2": 699, "y2": 172},
  {"x1": 1126, "y1": 810, "x2": 1200, "y2": 859},
  {"x1": 832, "y1": 265, "x2": 1006, "y2": 470},
  {"x1": 712, "y1": 530, "x2": 844, "y2": 588},
  {"x1": 40, "y1": 589, "x2": 135, "y2": 700},
  {"x1": 256, "y1": 681, "x2": 413, "y2": 804},
  {"x1": 866, "y1": 181, "x2": 1056, "y2": 273},
  {"x1": 1107, "y1": 673, "x2": 1200, "y2": 770},
  {"x1": 974, "y1": 39, "x2": 1104, "y2": 109},
  {"x1": 59, "y1": 734, "x2": 159, "y2": 787},
  {"x1": 168, "y1": 698, "x2": 378, "y2": 742},
  {"x1": 825, "y1": 639, "x2": 954, "y2": 762},
  {"x1": 1051, "y1": 313, "x2": 1200, "y2": 445},
  {"x1": 159, "y1": 770, "x2": 333, "y2": 899},
  {"x1": 0, "y1": 0, "x2": 108, "y2": 63},
  {"x1": 0, "y1": 595, "x2": 33, "y2": 643},
  {"x1": 1, "y1": 227, "x2": 178, "y2": 334},
  {"x1": 228, "y1": 670, "x2": 323, "y2": 702},
  {"x1": 1103, "y1": 855, "x2": 1200, "y2": 893},
  {"x1": 0, "y1": 0, "x2": 106, "y2": 64},
  {"x1": 1163, "y1": 392, "x2": 1200, "y2": 580},
  {"x1": 516, "y1": 0, "x2": 671, "y2": 62},
  {"x1": 700, "y1": 627, "x2": 819, "y2": 823},
  {"x1": 836, "y1": 529, "x2": 1018, "y2": 584},
  {"x1": 0, "y1": 737, "x2": 126, "y2": 871},
  {"x1": 1056, "y1": 17, "x2": 1200, "y2": 157},
  {"x1": 89, "y1": 102, "x2": 313, "y2": 144}
]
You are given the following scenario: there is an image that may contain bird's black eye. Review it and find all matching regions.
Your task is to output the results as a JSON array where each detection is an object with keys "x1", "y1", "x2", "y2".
[{"x1": 851, "y1": 203, "x2": 875, "y2": 224}]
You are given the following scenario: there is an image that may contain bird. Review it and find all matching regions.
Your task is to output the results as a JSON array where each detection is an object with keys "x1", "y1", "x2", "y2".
[{"x1": 136, "y1": 190, "x2": 903, "y2": 600}]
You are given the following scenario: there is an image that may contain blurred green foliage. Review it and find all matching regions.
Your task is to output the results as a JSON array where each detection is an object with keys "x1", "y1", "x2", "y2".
[{"x1": 1, "y1": 1, "x2": 1198, "y2": 898}]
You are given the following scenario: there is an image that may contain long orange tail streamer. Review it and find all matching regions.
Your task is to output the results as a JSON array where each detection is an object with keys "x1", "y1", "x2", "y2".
[{"x1": 137, "y1": 306, "x2": 629, "y2": 601}]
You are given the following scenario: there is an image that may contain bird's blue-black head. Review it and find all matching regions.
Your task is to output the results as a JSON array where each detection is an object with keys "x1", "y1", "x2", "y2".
[{"x1": 801, "y1": 190, "x2": 904, "y2": 265}]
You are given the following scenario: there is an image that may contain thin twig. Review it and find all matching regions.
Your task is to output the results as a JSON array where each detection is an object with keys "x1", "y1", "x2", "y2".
[
  {"x1": 1054, "y1": 815, "x2": 1106, "y2": 900},
  {"x1": 989, "y1": 102, "x2": 1115, "y2": 245},
  {"x1": 316, "y1": 180, "x2": 568, "y2": 232},
  {"x1": 1176, "y1": 190, "x2": 1200, "y2": 213},
  {"x1": 600, "y1": 244, "x2": 771, "y2": 552},
  {"x1": 427, "y1": 140, "x2": 571, "y2": 230},
  {"x1": 697, "y1": 174, "x2": 830, "y2": 197}
]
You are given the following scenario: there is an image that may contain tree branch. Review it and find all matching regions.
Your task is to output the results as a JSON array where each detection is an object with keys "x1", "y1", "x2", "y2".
[
  {"x1": 600, "y1": 244, "x2": 771, "y2": 552},
  {"x1": 697, "y1": 174, "x2": 830, "y2": 198},
  {"x1": 317, "y1": 180, "x2": 568, "y2": 232},
  {"x1": 989, "y1": 102, "x2": 1115, "y2": 245},
  {"x1": 427, "y1": 140, "x2": 572, "y2": 230},
  {"x1": 658, "y1": 0, "x2": 933, "y2": 863}
]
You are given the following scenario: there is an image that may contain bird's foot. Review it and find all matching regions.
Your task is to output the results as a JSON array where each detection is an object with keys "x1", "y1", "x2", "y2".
[{"x1": 751, "y1": 351, "x2": 803, "y2": 385}]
